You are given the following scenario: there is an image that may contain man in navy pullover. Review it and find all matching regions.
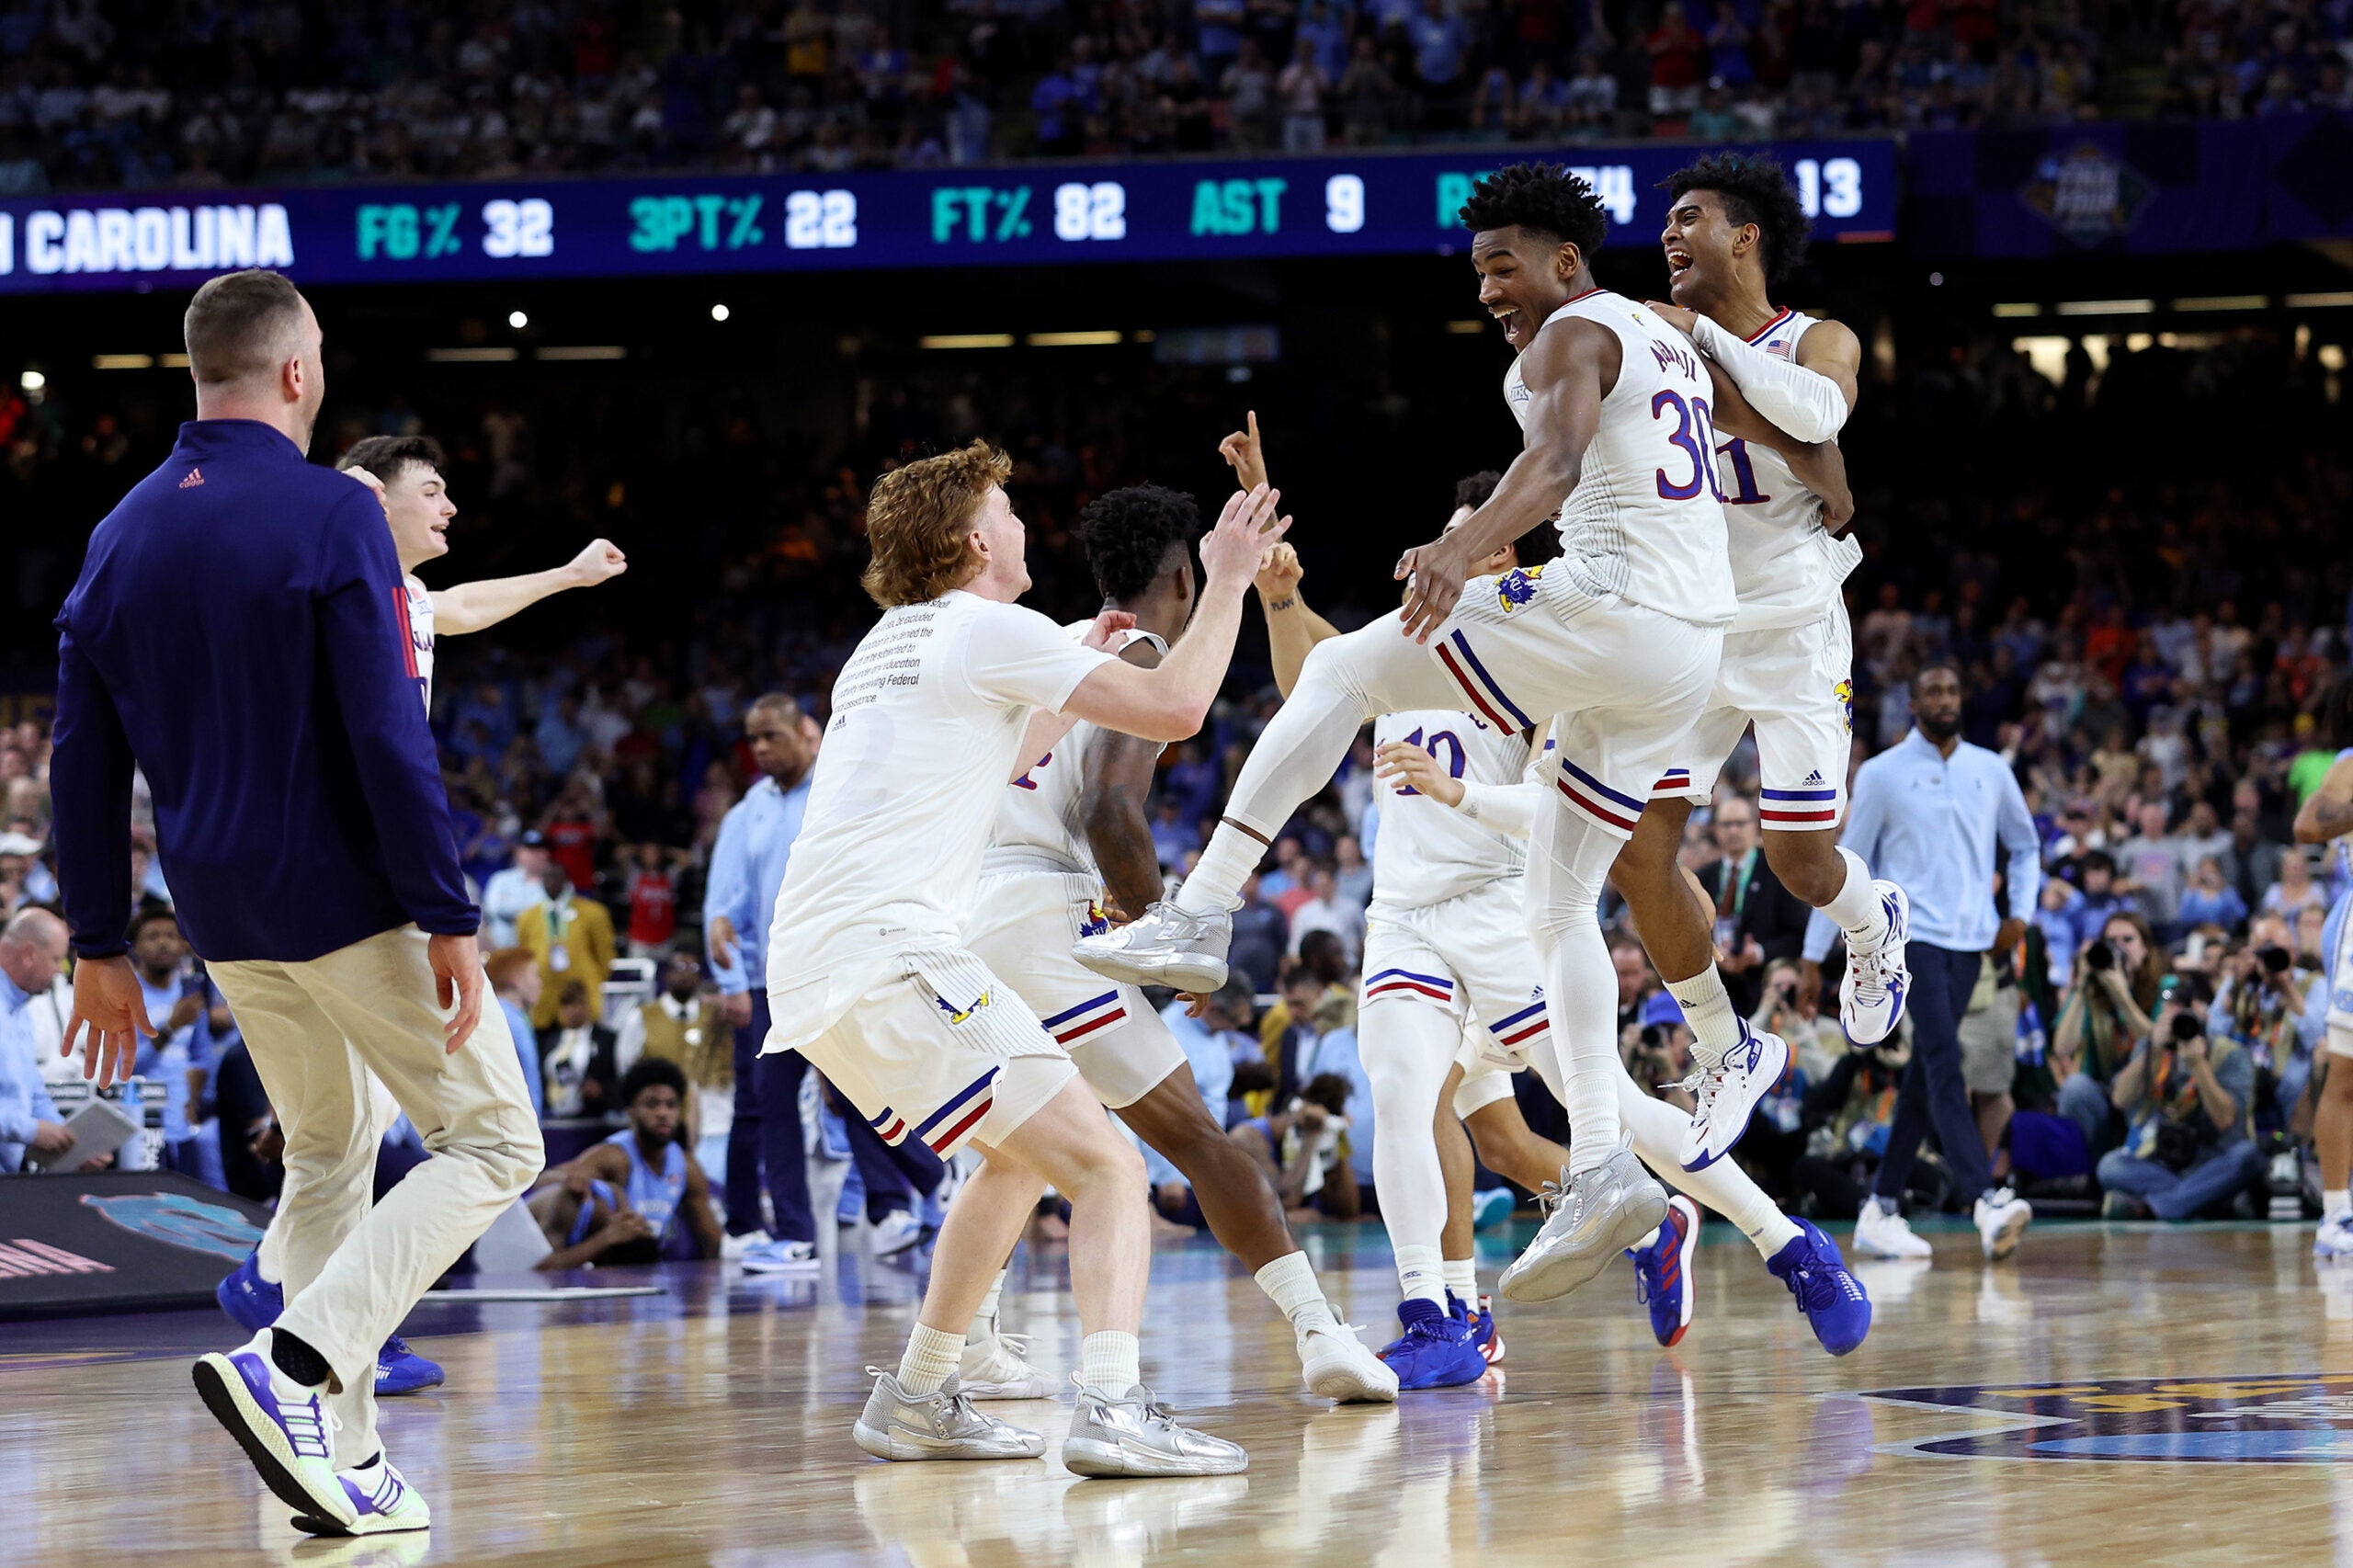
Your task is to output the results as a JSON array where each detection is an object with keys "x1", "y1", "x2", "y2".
[{"x1": 52, "y1": 269, "x2": 541, "y2": 1539}]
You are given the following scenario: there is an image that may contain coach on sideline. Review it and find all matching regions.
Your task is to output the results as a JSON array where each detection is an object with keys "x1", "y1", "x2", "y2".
[
  {"x1": 1804, "y1": 661, "x2": 2040, "y2": 1267},
  {"x1": 51, "y1": 268, "x2": 541, "y2": 1537}
]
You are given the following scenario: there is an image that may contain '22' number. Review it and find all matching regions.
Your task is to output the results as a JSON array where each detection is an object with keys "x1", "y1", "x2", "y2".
[
  {"x1": 1652, "y1": 390, "x2": 1724, "y2": 502},
  {"x1": 1397, "y1": 727, "x2": 1468, "y2": 796}
]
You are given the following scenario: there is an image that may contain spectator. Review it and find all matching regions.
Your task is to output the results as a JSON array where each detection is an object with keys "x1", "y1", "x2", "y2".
[
  {"x1": 622, "y1": 843, "x2": 686, "y2": 960},
  {"x1": 2049, "y1": 909, "x2": 2163, "y2": 1153},
  {"x1": 615, "y1": 946, "x2": 732, "y2": 1171},
  {"x1": 1563, "y1": 51, "x2": 1620, "y2": 129},
  {"x1": 1222, "y1": 39, "x2": 1278, "y2": 150},
  {"x1": 486, "y1": 945, "x2": 547, "y2": 1123},
  {"x1": 2209, "y1": 934, "x2": 2324, "y2": 1120},
  {"x1": 1231, "y1": 1070, "x2": 1360, "y2": 1222},
  {"x1": 482, "y1": 830, "x2": 552, "y2": 949},
  {"x1": 1407, "y1": 0, "x2": 1471, "y2": 125},
  {"x1": 2177, "y1": 856, "x2": 2249, "y2": 933},
  {"x1": 515, "y1": 862, "x2": 617, "y2": 1031},
  {"x1": 128, "y1": 907, "x2": 203, "y2": 1172},
  {"x1": 528, "y1": 1059, "x2": 725, "y2": 1267},
  {"x1": 1145, "y1": 979, "x2": 1253, "y2": 1222},
  {"x1": 2097, "y1": 979, "x2": 2267, "y2": 1220},
  {"x1": 540, "y1": 978, "x2": 620, "y2": 1119},
  {"x1": 2038, "y1": 849, "x2": 2129, "y2": 986},
  {"x1": 1697, "y1": 794, "x2": 1812, "y2": 1015},
  {"x1": 2261, "y1": 848, "x2": 2329, "y2": 923},
  {"x1": 1290, "y1": 866, "x2": 1366, "y2": 968},
  {"x1": 1333, "y1": 834, "x2": 1373, "y2": 908},
  {"x1": 1338, "y1": 35, "x2": 1396, "y2": 144},
  {"x1": 1648, "y1": 0, "x2": 1709, "y2": 118},
  {"x1": 1276, "y1": 36, "x2": 1331, "y2": 153},
  {"x1": 0, "y1": 909, "x2": 98, "y2": 1173},
  {"x1": 1229, "y1": 869, "x2": 1290, "y2": 996}
]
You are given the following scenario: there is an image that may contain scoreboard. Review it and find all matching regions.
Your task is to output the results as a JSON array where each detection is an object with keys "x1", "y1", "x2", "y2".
[{"x1": 0, "y1": 142, "x2": 1893, "y2": 295}]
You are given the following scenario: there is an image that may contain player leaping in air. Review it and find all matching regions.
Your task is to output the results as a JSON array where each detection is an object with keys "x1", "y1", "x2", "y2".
[
  {"x1": 1080, "y1": 163, "x2": 1850, "y2": 1306},
  {"x1": 216, "y1": 432, "x2": 626, "y2": 1395}
]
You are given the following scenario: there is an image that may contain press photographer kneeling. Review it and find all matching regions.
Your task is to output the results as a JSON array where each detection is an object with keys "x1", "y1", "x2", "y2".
[{"x1": 2095, "y1": 974, "x2": 2268, "y2": 1221}]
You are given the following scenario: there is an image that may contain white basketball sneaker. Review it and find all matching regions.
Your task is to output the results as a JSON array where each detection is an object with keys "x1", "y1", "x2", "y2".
[
  {"x1": 1296, "y1": 1323, "x2": 1399, "y2": 1404},
  {"x1": 291, "y1": 1453, "x2": 432, "y2": 1538},
  {"x1": 1677, "y1": 1021, "x2": 1791, "y2": 1172},
  {"x1": 1852, "y1": 1197, "x2": 1933, "y2": 1261},
  {"x1": 959, "y1": 1312, "x2": 1056, "y2": 1400},
  {"x1": 2315, "y1": 1210, "x2": 2353, "y2": 1261},
  {"x1": 1974, "y1": 1187, "x2": 2032, "y2": 1261},
  {"x1": 1841, "y1": 882, "x2": 1913, "y2": 1046}
]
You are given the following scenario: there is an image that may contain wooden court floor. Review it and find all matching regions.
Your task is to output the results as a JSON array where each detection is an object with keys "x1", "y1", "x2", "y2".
[{"x1": 6, "y1": 1219, "x2": 2353, "y2": 1567}]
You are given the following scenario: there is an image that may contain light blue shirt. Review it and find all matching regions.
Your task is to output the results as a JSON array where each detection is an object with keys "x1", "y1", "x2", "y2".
[
  {"x1": 705, "y1": 773, "x2": 813, "y2": 994},
  {"x1": 503, "y1": 997, "x2": 545, "y2": 1121},
  {"x1": 0, "y1": 971, "x2": 59, "y2": 1172},
  {"x1": 1138, "y1": 1001, "x2": 1240, "y2": 1187},
  {"x1": 481, "y1": 865, "x2": 549, "y2": 950},
  {"x1": 1805, "y1": 729, "x2": 2041, "y2": 960},
  {"x1": 134, "y1": 971, "x2": 195, "y2": 1142},
  {"x1": 1297, "y1": 1024, "x2": 1376, "y2": 1184}
]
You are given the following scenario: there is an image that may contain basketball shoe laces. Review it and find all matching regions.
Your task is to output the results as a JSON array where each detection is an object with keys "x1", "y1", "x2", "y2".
[
  {"x1": 1848, "y1": 942, "x2": 1893, "y2": 1015},
  {"x1": 972, "y1": 1329, "x2": 1039, "y2": 1377},
  {"x1": 1534, "y1": 1173, "x2": 1586, "y2": 1231},
  {"x1": 1779, "y1": 1256, "x2": 1859, "y2": 1316}
]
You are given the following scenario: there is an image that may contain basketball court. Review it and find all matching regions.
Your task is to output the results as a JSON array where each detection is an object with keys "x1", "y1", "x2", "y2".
[{"x1": 6, "y1": 1219, "x2": 2344, "y2": 1566}]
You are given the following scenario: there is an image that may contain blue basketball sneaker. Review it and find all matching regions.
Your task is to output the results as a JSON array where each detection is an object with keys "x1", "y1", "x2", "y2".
[
  {"x1": 1767, "y1": 1217, "x2": 1872, "y2": 1357},
  {"x1": 1447, "y1": 1291, "x2": 1504, "y2": 1365},
  {"x1": 218, "y1": 1250, "x2": 446, "y2": 1396},
  {"x1": 1629, "y1": 1195, "x2": 1699, "y2": 1348},
  {"x1": 1376, "y1": 1300, "x2": 1489, "y2": 1390},
  {"x1": 1471, "y1": 1187, "x2": 1516, "y2": 1232}
]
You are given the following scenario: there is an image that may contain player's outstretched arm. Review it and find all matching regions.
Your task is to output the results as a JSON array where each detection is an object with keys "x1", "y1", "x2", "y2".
[
  {"x1": 1063, "y1": 485, "x2": 1290, "y2": 743},
  {"x1": 1666, "y1": 303, "x2": 1860, "y2": 440},
  {"x1": 1373, "y1": 737, "x2": 1547, "y2": 839},
  {"x1": 1256, "y1": 544, "x2": 1340, "y2": 699},
  {"x1": 432, "y1": 539, "x2": 628, "y2": 636},
  {"x1": 2293, "y1": 756, "x2": 2353, "y2": 844},
  {"x1": 1397, "y1": 319, "x2": 1610, "y2": 642},
  {"x1": 1080, "y1": 641, "x2": 1176, "y2": 923},
  {"x1": 1703, "y1": 360, "x2": 1854, "y2": 531}
]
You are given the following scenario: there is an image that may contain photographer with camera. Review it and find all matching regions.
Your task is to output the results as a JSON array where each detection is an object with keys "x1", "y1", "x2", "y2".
[
  {"x1": 2050, "y1": 911, "x2": 2165, "y2": 1153},
  {"x1": 2094, "y1": 973, "x2": 2265, "y2": 1220},
  {"x1": 2208, "y1": 922, "x2": 2325, "y2": 1127}
]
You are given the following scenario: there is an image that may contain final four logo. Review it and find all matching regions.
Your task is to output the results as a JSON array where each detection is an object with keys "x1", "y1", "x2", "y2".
[
  {"x1": 1495, "y1": 563, "x2": 1545, "y2": 616},
  {"x1": 1863, "y1": 1375, "x2": 2353, "y2": 1462},
  {"x1": 1834, "y1": 678, "x2": 1855, "y2": 735}
]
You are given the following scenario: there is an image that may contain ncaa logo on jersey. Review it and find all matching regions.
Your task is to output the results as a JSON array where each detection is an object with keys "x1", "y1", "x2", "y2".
[
  {"x1": 1078, "y1": 900, "x2": 1110, "y2": 938},
  {"x1": 936, "y1": 990, "x2": 992, "y2": 1026},
  {"x1": 1495, "y1": 563, "x2": 1546, "y2": 616},
  {"x1": 1834, "y1": 679, "x2": 1855, "y2": 735}
]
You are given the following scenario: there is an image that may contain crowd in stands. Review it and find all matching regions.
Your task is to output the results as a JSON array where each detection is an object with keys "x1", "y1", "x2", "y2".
[
  {"x1": 2, "y1": 0, "x2": 2351, "y2": 196},
  {"x1": 4, "y1": 307, "x2": 2351, "y2": 1235}
]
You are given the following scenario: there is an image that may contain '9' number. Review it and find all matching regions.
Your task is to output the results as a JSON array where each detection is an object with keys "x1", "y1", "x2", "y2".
[
  {"x1": 482, "y1": 198, "x2": 553, "y2": 258},
  {"x1": 1054, "y1": 182, "x2": 1127, "y2": 241},
  {"x1": 1324, "y1": 174, "x2": 1366, "y2": 234}
]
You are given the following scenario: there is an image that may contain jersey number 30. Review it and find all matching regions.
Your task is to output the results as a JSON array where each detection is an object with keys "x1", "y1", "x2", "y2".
[{"x1": 1652, "y1": 390, "x2": 1724, "y2": 502}]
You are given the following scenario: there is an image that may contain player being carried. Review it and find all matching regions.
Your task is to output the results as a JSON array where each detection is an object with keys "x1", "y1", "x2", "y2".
[
  {"x1": 1079, "y1": 163, "x2": 1849, "y2": 1304},
  {"x1": 216, "y1": 432, "x2": 627, "y2": 1394},
  {"x1": 958, "y1": 476, "x2": 1395, "y2": 1404},
  {"x1": 1236, "y1": 425, "x2": 1867, "y2": 1369}
]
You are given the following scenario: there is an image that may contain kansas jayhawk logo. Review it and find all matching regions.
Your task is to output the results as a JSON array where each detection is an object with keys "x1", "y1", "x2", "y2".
[
  {"x1": 1495, "y1": 563, "x2": 1546, "y2": 616},
  {"x1": 936, "y1": 990, "x2": 992, "y2": 1025},
  {"x1": 1834, "y1": 678, "x2": 1855, "y2": 735},
  {"x1": 1863, "y1": 1375, "x2": 2353, "y2": 1463},
  {"x1": 1077, "y1": 900, "x2": 1111, "y2": 938}
]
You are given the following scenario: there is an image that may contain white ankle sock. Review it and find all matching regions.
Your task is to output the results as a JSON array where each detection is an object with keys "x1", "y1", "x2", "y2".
[
  {"x1": 1441, "y1": 1258, "x2": 1478, "y2": 1301},
  {"x1": 966, "y1": 1268, "x2": 1007, "y2": 1341},
  {"x1": 898, "y1": 1324, "x2": 966, "y2": 1395},
  {"x1": 1665, "y1": 967, "x2": 1742, "y2": 1072},
  {"x1": 1394, "y1": 1243, "x2": 1446, "y2": 1308},
  {"x1": 1821, "y1": 847, "x2": 1889, "y2": 949},
  {"x1": 2328, "y1": 1189, "x2": 2350, "y2": 1221},
  {"x1": 1079, "y1": 1330, "x2": 1142, "y2": 1394},
  {"x1": 1745, "y1": 1210, "x2": 1804, "y2": 1260},
  {"x1": 1174, "y1": 826, "x2": 1258, "y2": 915},
  {"x1": 1256, "y1": 1251, "x2": 1339, "y2": 1335}
]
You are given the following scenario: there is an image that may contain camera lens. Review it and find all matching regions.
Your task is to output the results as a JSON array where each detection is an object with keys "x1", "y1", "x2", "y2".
[{"x1": 2170, "y1": 1011, "x2": 2202, "y2": 1043}]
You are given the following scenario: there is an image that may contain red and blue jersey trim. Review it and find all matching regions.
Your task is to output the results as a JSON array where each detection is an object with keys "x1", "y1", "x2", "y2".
[
  {"x1": 1651, "y1": 768, "x2": 1695, "y2": 798},
  {"x1": 1745, "y1": 306, "x2": 1797, "y2": 345},
  {"x1": 1435, "y1": 629, "x2": 1534, "y2": 735},
  {"x1": 1040, "y1": 990, "x2": 1128, "y2": 1045},
  {"x1": 1759, "y1": 784, "x2": 1840, "y2": 824},
  {"x1": 914, "y1": 1065, "x2": 1001, "y2": 1153},
  {"x1": 1364, "y1": 967, "x2": 1456, "y2": 1005},
  {"x1": 1556, "y1": 757, "x2": 1643, "y2": 833},
  {"x1": 1487, "y1": 998, "x2": 1550, "y2": 1048},
  {"x1": 867, "y1": 1103, "x2": 908, "y2": 1145}
]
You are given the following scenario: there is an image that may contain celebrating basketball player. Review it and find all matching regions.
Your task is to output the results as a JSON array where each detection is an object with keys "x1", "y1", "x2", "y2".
[
  {"x1": 764, "y1": 442, "x2": 1284, "y2": 1476},
  {"x1": 961, "y1": 481, "x2": 1395, "y2": 1404},
  {"x1": 1079, "y1": 165, "x2": 1849, "y2": 1305}
]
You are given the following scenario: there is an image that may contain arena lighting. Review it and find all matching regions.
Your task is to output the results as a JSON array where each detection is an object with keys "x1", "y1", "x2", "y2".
[
  {"x1": 710, "y1": 303, "x2": 730, "y2": 322},
  {"x1": 427, "y1": 347, "x2": 520, "y2": 362},
  {"x1": 92, "y1": 354, "x2": 153, "y2": 369},
  {"x1": 2287, "y1": 291, "x2": 2353, "y2": 308},
  {"x1": 1991, "y1": 302, "x2": 2041, "y2": 317},
  {"x1": 536, "y1": 346, "x2": 627, "y2": 361},
  {"x1": 2173, "y1": 295, "x2": 2268, "y2": 312},
  {"x1": 918, "y1": 334, "x2": 1015, "y2": 349},
  {"x1": 507, "y1": 310, "x2": 529, "y2": 328},
  {"x1": 1445, "y1": 320, "x2": 1486, "y2": 335},
  {"x1": 1025, "y1": 330, "x2": 1122, "y2": 347},
  {"x1": 18, "y1": 369, "x2": 43, "y2": 391},
  {"x1": 2053, "y1": 299, "x2": 2155, "y2": 316},
  {"x1": 160, "y1": 353, "x2": 189, "y2": 368}
]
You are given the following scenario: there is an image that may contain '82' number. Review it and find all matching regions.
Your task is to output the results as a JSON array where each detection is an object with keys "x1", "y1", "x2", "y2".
[
  {"x1": 1053, "y1": 182, "x2": 1127, "y2": 241},
  {"x1": 1652, "y1": 390, "x2": 1724, "y2": 502}
]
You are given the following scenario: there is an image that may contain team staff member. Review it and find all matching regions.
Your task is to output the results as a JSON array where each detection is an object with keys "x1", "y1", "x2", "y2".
[
  {"x1": 53, "y1": 268, "x2": 540, "y2": 1539},
  {"x1": 1807, "y1": 662, "x2": 2038, "y2": 1265}
]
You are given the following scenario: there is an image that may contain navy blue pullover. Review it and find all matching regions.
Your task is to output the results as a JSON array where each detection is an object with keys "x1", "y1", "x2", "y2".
[{"x1": 51, "y1": 419, "x2": 477, "y2": 962}]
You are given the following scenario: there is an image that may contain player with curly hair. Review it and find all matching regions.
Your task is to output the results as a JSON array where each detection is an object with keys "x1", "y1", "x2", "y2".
[
  {"x1": 960, "y1": 478, "x2": 1396, "y2": 1406},
  {"x1": 1080, "y1": 163, "x2": 1853, "y2": 1306}
]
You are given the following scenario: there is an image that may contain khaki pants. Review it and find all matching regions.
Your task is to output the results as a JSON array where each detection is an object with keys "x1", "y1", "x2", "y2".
[{"x1": 211, "y1": 925, "x2": 543, "y2": 1465}]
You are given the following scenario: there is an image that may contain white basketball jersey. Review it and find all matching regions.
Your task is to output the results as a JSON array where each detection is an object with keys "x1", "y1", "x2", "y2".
[
  {"x1": 402, "y1": 574, "x2": 435, "y2": 711},
  {"x1": 983, "y1": 621, "x2": 1169, "y2": 880},
  {"x1": 1504, "y1": 288, "x2": 1735, "y2": 629},
  {"x1": 1368, "y1": 710, "x2": 1536, "y2": 914},
  {"x1": 1715, "y1": 310, "x2": 1864, "y2": 634}
]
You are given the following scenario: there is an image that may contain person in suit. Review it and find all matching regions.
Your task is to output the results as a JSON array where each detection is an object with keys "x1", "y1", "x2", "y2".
[
  {"x1": 1697, "y1": 793, "x2": 1814, "y2": 1015},
  {"x1": 540, "y1": 980, "x2": 620, "y2": 1119},
  {"x1": 516, "y1": 862, "x2": 617, "y2": 1032}
]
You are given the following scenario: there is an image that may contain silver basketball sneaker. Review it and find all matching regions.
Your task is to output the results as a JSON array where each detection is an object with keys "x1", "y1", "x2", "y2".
[
  {"x1": 1063, "y1": 1381, "x2": 1248, "y2": 1478},
  {"x1": 1072, "y1": 903, "x2": 1232, "y2": 993},
  {"x1": 852, "y1": 1369, "x2": 1046, "y2": 1461},
  {"x1": 1497, "y1": 1142, "x2": 1670, "y2": 1303}
]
